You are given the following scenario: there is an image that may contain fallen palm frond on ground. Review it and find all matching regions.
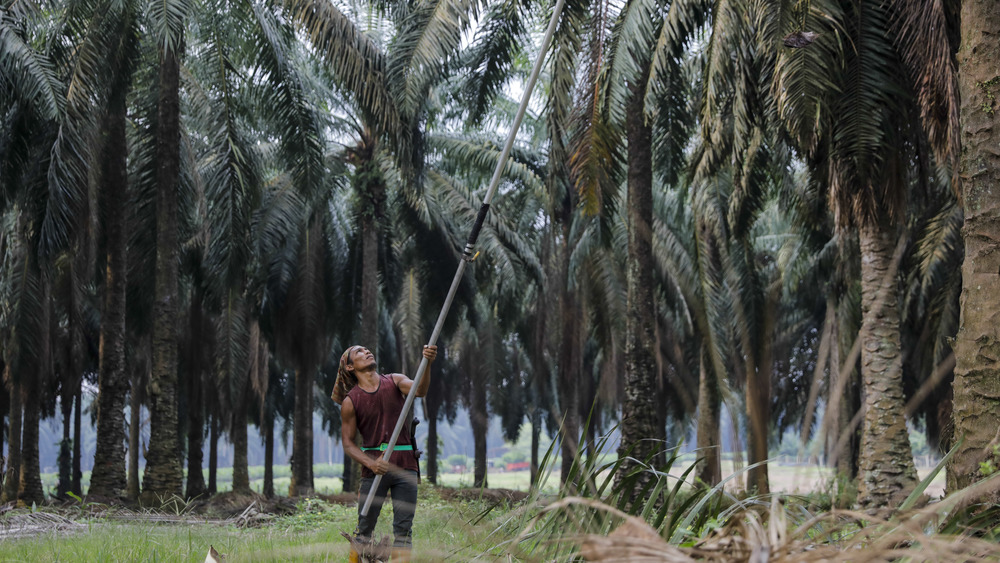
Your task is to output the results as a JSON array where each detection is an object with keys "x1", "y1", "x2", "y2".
[{"x1": 0, "y1": 509, "x2": 86, "y2": 540}]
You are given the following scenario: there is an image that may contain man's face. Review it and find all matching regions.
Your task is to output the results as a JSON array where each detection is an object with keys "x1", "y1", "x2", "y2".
[{"x1": 349, "y1": 346, "x2": 376, "y2": 372}]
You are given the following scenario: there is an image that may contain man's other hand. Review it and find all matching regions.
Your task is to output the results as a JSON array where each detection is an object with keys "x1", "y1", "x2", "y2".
[{"x1": 422, "y1": 345, "x2": 437, "y2": 362}]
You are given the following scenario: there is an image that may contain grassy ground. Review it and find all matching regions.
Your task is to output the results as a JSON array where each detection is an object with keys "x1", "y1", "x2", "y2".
[
  {"x1": 0, "y1": 487, "x2": 526, "y2": 562},
  {"x1": 10, "y1": 458, "x2": 947, "y2": 561},
  {"x1": 0, "y1": 459, "x2": 960, "y2": 562}
]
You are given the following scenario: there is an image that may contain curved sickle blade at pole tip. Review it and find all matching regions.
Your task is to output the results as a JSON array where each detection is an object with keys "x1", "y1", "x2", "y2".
[{"x1": 359, "y1": 0, "x2": 569, "y2": 517}]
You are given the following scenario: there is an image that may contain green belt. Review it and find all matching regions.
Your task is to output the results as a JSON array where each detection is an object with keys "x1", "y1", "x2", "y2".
[{"x1": 362, "y1": 443, "x2": 413, "y2": 452}]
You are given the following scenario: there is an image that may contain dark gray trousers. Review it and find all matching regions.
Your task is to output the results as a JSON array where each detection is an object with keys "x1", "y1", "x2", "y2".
[{"x1": 355, "y1": 469, "x2": 418, "y2": 548}]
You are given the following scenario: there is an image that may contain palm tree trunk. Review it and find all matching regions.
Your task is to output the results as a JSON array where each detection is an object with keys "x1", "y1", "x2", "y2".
[
  {"x1": 90, "y1": 87, "x2": 130, "y2": 499},
  {"x1": 0, "y1": 376, "x2": 4, "y2": 474},
  {"x1": 835, "y1": 298, "x2": 861, "y2": 478},
  {"x1": 307, "y1": 388, "x2": 314, "y2": 486},
  {"x1": 18, "y1": 270, "x2": 50, "y2": 506},
  {"x1": 127, "y1": 369, "x2": 143, "y2": 500},
  {"x1": 530, "y1": 409, "x2": 540, "y2": 488},
  {"x1": 263, "y1": 411, "x2": 274, "y2": 498},
  {"x1": 341, "y1": 165, "x2": 383, "y2": 495},
  {"x1": 586, "y1": 403, "x2": 600, "y2": 465},
  {"x1": 18, "y1": 380, "x2": 43, "y2": 505},
  {"x1": 185, "y1": 369, "x2": 206, "y2": 499},
  {"x1": 557, "y1": 234, "x2": 581, "y2": 486},
  {"x1": 746, "y1": 363, "x2": 771, "y2": 494},
  {"x1": 58, "y1": 393, "x2": 72, "y2": 498},
  {"x1": 618, "y1": 70, "x2": 664, "y2": 497},
  {"x1": 3, "y1": 374, "x2": 21, "y2": 503},
  {"x1": 73, "y1": 383, "x2": 82, "y2": 496},
  {"x1": 696, "y1": 345, "x2": 722, "y2": 486},
  {"x1": 746, "y1": 283, "x2": 777, "y2": 495},
  {"x1": 857, "y1": 222, "x2": 917, "y2": 507},
  {"x1": 471, "y1": 370, "x2": 488, "y2": 488},
  {"x1": 185, "y1": 294, "x2": 206, "y2": 500},
  {"x1": 231, "y1": 385, "x2": 251, "y2": 494},
  {"x1": 425, "y1": 384, "x2": 441, "y2": 485},
  {"x1": 142, "y1": 42, "x2": 185, "y2": 503},
  {"x1": 949, "y1": 0, "x2": 1000, "y2": 496},
  {"x1": 0, "y1": 381, "x2": 5, "y2": 477},
  {"x1": 290, "y1": 368, "x2": 314, "y2": 496},
  {"x1": 360, "y1": 173, "x2": 380, "y2": 352},
  {"x1": 342, "y1": 447, "x2": 355, "y2": 493},
  {"x1": 208, "y1": 412, "x2": 218, "y2": 494}
]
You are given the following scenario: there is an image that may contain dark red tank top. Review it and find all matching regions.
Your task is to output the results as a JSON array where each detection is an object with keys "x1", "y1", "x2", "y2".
[{"x1": 347, "y1": 374, "x2": 419, "y2": 478}]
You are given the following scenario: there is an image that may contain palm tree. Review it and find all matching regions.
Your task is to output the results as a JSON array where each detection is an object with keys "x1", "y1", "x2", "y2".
[
  {"x1": 664, "y1": 0, "x2": 943, "y2": 506},
  {"x1": 0, "y1": 1, "x2": 108, "y2": 505},
  {"x1": 595, "y1": 0, "x2": 699, "y2": 494},
  {"x1": 140, "y1": 0, "x2": 190, "y2": 500},
  {"x1": 89, "y1": 14, "x2": 140, "y2": 498},
  {"x1": 545, "y1": 0, "x2": 591, "y2": 486},
  {"x1": 264, "y1": 202, "x2": 341, "y2": 496},
  {"x1": 949, "y1": 0, "x2": 1000, "y2": 495},
  {"x1": 774, "y1": 0, "x2": 929, "y2": 507}
]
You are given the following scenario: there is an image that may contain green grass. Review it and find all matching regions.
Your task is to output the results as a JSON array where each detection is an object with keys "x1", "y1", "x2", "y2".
[{"x1": 0, "y1": 487, "x2": 529, "y2": 562}]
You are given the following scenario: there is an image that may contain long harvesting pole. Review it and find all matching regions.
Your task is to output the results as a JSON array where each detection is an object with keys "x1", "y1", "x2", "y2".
[{"x1": 360, "y1": 0, "x2": 568, "y2": 516}]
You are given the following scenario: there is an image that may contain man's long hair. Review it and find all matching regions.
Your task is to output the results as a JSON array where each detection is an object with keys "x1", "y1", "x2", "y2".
[{"x1": 331, "y1": 345, "x2": 362, "y2": 404}]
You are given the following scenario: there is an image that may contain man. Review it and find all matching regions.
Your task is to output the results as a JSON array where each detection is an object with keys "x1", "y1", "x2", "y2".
[{"x1": 332, "y1": 344, "x2": 437, "y2": 563}]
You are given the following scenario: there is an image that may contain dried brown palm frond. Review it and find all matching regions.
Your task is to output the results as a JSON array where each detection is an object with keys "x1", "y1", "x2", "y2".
[
  {"x1": 536, "y1": 486, "x2": 1000, "y2": 563},
  {"x1": 579, "y1": 514, "x2": 696, "y2": 562},
  {"x1": 0, "y1": 510, "x2": 85, "y2": 541}
]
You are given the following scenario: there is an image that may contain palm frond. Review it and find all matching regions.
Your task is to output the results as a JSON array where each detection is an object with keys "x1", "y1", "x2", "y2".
[
  {"x1": 647, "y1": 0, "x2": 709, "y2": 105},
  {"x1": 427, "y1": 133, "x2": 544, "y2": 195},
  {"x1": 40, "y1": 119, "x2": 91, "y2": 256},
  {"x1": 387, "y1": 0, "x2": 479, "y2": 119},
  {"x1": 0, "y1": 8, "x2": 63, "y2": 119},
  {"x1": 602, "y1": 0, "x2": 660, "y2": 126},
  {"x1": 568, "y1": 0, "x2": 621, "y2": 218},
  {"x1": 649, "y1": 45, "x2": 697, "y2": 189},
  {"x1": 216, "y1": 292, "x2": 251, "y2": 418},
  {"x1": 546, "y1": 0, "x2": 589, "y2": 216},
  {"x1": 393, "y1": 265, "x2": 423, "y2": 350},
  {"x1": 827, "y1": 0, "x2": 913, "y2": 228},
  {"x1": 250, "y1": 0, "x2": 328, "y2": 201},
  {"x1": 457, "y1": 0, "x2": 530, "y2": 124},
  {"x1": 888, "y1": 0, "x2": 960, "y2": 182},
  {"x1": 0, "y1": 222, "x2": 45, "y2": 385},
  {"x1": 146, "y1": 0, "x2": 192, "y2": 52},
  {"x1": 284, "y1": 0, "x2": 400, "y2": 138}
]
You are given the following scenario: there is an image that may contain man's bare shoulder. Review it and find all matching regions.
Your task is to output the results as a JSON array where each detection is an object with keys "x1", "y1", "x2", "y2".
[{"x1": 341, "y1": 395, "x2": 355, "y2": 415}]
